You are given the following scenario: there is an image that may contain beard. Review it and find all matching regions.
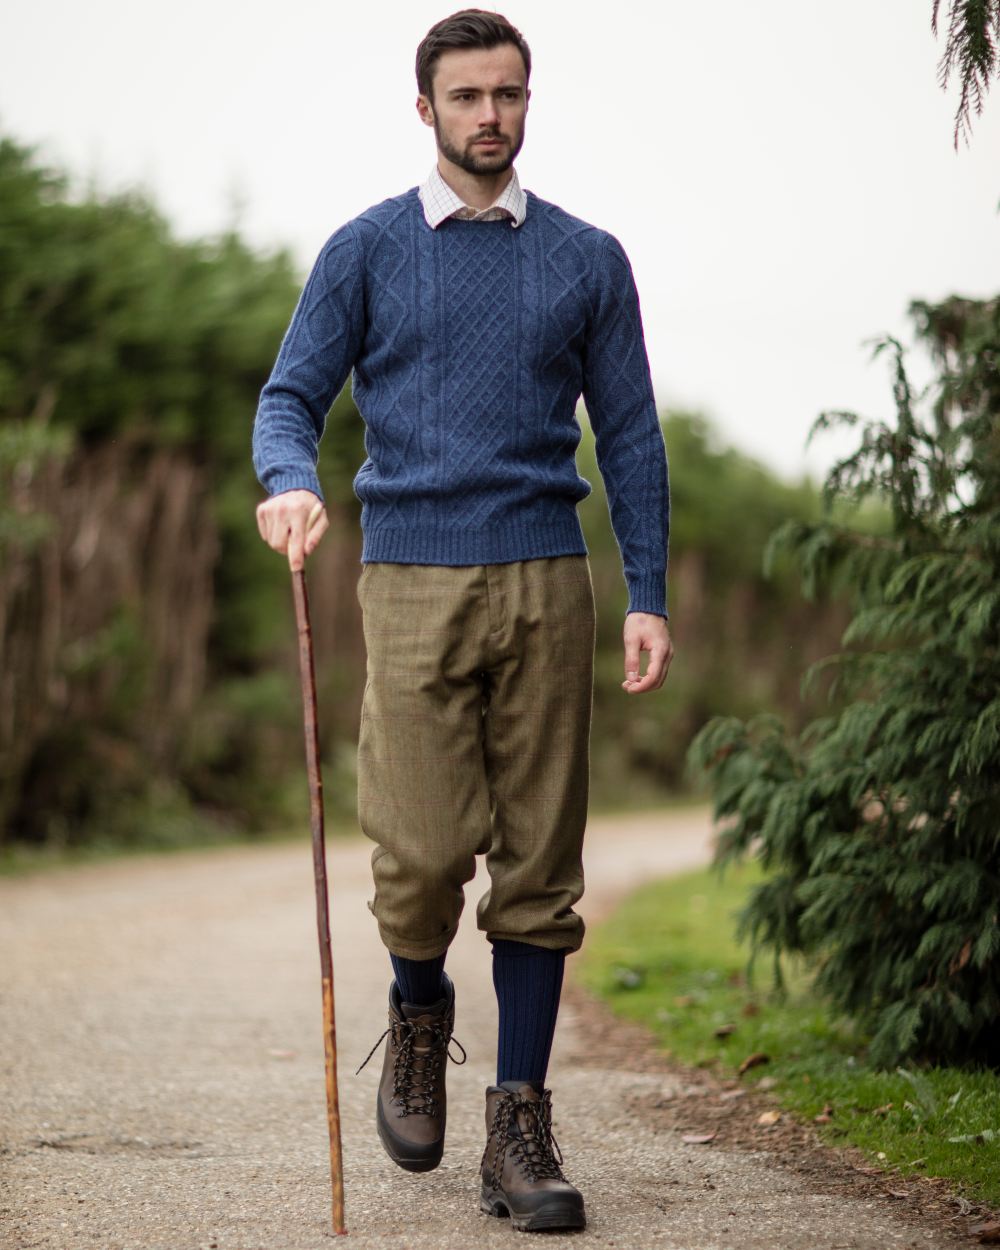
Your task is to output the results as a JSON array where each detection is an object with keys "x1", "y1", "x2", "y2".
[{"x1": 433, "y1": 114, "x2": 525, "y2": 176}]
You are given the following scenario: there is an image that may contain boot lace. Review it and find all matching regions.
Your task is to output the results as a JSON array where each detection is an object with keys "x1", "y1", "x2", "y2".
[
  {"x1": 355, "y1": 1015, "x2": 466, "y2": 1117},
  {"x1": 481, "y1": 1089, "x2": 567, "y2": 1188}
]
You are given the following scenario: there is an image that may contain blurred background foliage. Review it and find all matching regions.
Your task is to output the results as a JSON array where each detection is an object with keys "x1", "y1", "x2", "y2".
[{"x1": 0, "y1": 132, "x2": 847, "y2": 855}]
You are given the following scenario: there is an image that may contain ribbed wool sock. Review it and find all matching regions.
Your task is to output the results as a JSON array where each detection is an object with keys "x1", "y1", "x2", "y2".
[
  {"x1": 491, "y1": 939, "x2": 568, "y2": 1086},
  {"x1": 389, "y1": 952, "x2": 447, "y2": 1007}
]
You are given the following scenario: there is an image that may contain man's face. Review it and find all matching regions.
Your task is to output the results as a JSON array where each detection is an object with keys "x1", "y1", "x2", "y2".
[{"x1": 417, "y1": 44, "x2": 529, "y2": 177}]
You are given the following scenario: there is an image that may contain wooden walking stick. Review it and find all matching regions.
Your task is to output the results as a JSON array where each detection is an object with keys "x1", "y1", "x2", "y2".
[{"x1": 291, "y1": 503, "x2": 347, "y2": 1236}]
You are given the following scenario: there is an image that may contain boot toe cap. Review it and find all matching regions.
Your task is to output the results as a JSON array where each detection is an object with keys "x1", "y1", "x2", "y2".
[{"x1": 376, "y1": 1097, "x2": 444, "y2": 1172}]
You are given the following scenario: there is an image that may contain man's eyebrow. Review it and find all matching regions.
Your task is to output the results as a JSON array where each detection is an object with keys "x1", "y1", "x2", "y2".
[{"x1": 445, "y1": 83, "x2": 524, "y2": 94}]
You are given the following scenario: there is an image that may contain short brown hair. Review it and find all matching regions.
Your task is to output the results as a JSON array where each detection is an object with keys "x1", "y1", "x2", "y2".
[{"x1": 416, "y1": 9, "x2": 531, "y2": 101}]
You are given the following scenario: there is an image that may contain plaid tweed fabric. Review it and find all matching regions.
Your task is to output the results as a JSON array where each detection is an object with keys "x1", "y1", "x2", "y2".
[{"x1": 356, "y1": 555, "x2": 596, "y2": 959}]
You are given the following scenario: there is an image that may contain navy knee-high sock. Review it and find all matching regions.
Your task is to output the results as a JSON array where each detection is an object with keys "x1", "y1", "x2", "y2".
[
  {"x1": 492, "y1": 939, "x2": 568, "y2": 1086},
  {"x1": 389, "y1": 952, "x2": 447, "y2": 1006}
]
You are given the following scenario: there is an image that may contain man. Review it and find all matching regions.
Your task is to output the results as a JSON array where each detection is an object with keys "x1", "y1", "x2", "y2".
[{"x1": 253, "y1": 9, "x2": 672, "y2": 1233}]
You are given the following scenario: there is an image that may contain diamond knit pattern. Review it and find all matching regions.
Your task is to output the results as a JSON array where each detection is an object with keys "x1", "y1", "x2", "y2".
[
  {"x1": 442, "y1": 223, "x2": 516, "y2": 529},
  {"x1": 252, "y1": 187, "x2": 670, "y2": 617}
]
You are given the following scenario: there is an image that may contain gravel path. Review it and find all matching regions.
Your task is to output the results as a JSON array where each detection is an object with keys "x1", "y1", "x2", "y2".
[{"x1": 0, "y1": 809, "x2": 971, "y2": 1249}]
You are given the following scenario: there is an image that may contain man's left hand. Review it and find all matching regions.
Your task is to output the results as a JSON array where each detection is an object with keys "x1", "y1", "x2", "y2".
[{"x1": 621, "y1": 613, "x2": 673, "y2": 694}]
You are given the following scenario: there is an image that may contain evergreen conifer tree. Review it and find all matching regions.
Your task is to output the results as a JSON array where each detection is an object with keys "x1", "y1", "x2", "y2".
[
  {"x1": 932, "y1": 0, "x2": 1000, "y2": 148},
  {"x1": 689, "y1": 294, "x2": 1000, "y2": 1068}
]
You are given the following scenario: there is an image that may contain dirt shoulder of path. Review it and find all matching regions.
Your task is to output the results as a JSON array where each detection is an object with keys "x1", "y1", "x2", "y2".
[{"x1": 562, "y1": 980, "x2": 1000, "y2": 1248}]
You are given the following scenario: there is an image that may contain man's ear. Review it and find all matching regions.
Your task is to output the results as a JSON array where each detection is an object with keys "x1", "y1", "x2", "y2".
[{"x1": 416, "y1": 94, "x2": 435, "y2": 128}]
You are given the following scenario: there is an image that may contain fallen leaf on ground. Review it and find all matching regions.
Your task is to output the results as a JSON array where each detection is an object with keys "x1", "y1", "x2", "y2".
[
  {"x1": 738, "y1": 1051, "x2": 769, "y2": 1075},
  {"x1": 872, "y1": 1102, "x2": 893, "y2": 1116},
  {"x1": 681, "y1": 1131, "x2": 717, "y2": 1144},
  {"x1": 757, "y1": 1110, "x2": 781, "y2": 1126},
  {"x1": 713, "y1": 1023, "x2": 737, "y2": 1038},
  {"x1": 970, "y1": 1221, "x2": 1000, "y2": 1243}
]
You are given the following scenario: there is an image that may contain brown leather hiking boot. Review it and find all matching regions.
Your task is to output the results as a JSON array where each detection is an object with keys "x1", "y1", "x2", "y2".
[
  {"x1": 480, "y1": 1081, "x2": 586, "y2": 1232},
  {"x1": 355, "y1": 973, "x2": 465, "y2": 1172}
]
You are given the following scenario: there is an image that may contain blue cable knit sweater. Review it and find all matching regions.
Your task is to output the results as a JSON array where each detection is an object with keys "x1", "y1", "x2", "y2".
[{"x1": 252, "y1": 186, "x2": 670, "y2": 617}]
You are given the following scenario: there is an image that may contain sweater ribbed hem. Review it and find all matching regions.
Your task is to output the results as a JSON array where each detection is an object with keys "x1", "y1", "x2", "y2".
[
  {"x1": 360, "y1": 516, "x2": 588, "y2": 566},
  {"x1": 264, "y1": 472, "x2": 325, "y2": 502}
]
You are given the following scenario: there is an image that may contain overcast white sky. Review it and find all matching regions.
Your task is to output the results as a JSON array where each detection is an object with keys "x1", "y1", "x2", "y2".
[{"x1": 2, "y1": 0, "x2": 998, "y2": 481}]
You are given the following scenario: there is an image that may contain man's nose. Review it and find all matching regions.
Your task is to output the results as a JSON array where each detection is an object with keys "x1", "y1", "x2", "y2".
[{"x1": 477, "y1": 96, "x2": 500, "y2": 128}]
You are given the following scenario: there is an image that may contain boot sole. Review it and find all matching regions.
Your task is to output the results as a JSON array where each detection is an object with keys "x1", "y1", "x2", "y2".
[
  {"x1": 376, "y1": 1096, "x2": 443, "y2": 1173},
  {"x1": 480, "y1": 1184, "x2": 586, "y2": 1232}
]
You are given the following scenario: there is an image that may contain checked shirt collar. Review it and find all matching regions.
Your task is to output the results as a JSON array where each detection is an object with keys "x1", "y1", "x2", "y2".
[{"x1": 418, "y1": 164, "x2": 527, "y2": 230}]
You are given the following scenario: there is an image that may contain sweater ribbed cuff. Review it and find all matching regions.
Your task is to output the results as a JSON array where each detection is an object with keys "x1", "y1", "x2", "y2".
[
  {"x1": 264, "y1": 472, "x2": 325, "y2": 503},
  {"x1": 626, "y1": 573, "x2": 668, "y2": 620}
]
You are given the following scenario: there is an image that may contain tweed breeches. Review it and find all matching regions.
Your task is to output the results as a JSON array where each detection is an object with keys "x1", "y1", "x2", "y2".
[{"x1": 355, "y1": 555, "x2": 596, "y2": 959}]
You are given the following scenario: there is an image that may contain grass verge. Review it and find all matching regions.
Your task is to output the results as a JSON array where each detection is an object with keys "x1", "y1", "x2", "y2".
[{"x1": 578, "y1": 859, "x2": 1000, "y2": 1208}]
